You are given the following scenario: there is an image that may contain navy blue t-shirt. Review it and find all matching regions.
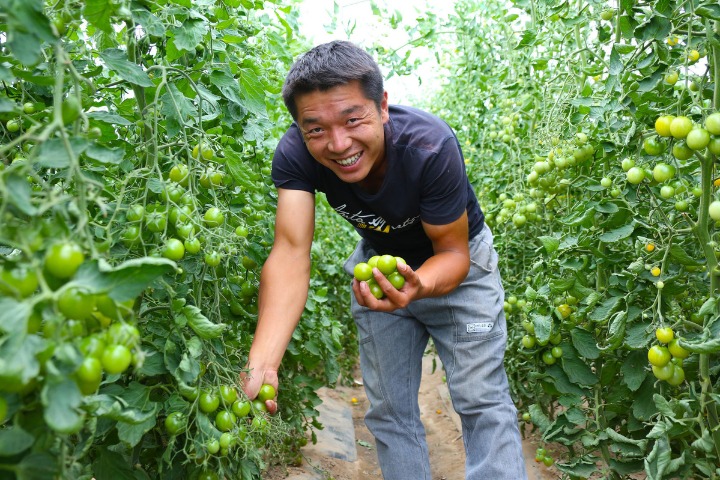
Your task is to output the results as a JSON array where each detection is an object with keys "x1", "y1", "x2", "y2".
[{"x1": 272, "y1": 104, "x2": 484, "y2": 268}]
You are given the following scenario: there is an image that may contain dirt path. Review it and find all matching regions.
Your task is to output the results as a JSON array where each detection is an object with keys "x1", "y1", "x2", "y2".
[{"x1": 266, "y1": 354, "x2": 558, "y2": 480}]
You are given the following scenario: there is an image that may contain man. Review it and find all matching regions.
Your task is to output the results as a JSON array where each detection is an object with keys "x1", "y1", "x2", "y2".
[{"x1": 242, "y1": 40, "x2": 527, "y2": 480}]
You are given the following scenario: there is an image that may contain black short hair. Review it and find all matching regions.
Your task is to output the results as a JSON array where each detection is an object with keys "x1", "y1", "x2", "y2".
[{"x1": 282, "y1": 40, "x2": 384, "y2": 120}]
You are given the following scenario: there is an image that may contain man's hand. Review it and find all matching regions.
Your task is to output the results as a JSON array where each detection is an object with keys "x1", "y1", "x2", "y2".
[
  {"x1": 240, "y1": 366, "x2": 279, "y2": 415},
  {"x1": 352, "y1": 261, "x2": 422, "y2": 311}
]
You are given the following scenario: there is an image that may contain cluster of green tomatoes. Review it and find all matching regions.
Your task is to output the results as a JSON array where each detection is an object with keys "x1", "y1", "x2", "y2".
[
  {"x1": 165, "y1": 383, "x2": 277, "y2": 458},
  {"x1": 353, "y1": 254, "x2": 406, "y2": 299},
  {"x1": 647, "y1": 327, "x2": 690, "y2": 386}
]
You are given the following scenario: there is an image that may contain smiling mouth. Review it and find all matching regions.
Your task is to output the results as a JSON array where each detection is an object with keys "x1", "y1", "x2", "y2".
[{"x1": 335, "y1": 152, "x2": 361, "y2": 167}]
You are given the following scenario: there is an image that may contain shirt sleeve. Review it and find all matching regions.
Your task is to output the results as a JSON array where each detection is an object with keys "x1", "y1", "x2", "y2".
[
  {"x1": 418, "y1": 135, "x2": 468, "y2": 226},
  {"x1": 271, "y1": 125, "x2": 317, "y2": 193}
]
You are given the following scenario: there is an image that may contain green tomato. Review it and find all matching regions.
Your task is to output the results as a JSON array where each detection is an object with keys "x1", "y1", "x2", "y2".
[
  {"x1": 626, "y1": 167, "x2": 645, "y2": 185},
  {"x1": 45, "y1": 241, "x2": 85, "y2": 279},
  {"x1": 669, "y1": 116, "x2": 693, "y2": 139},
  {"x1": 668, "y1": 338, "x2": 689, "y2": 359},
  {"x1": 709, "y1": 201, "x2": 720, "y2": 221},
  {"x1": 215, "y1": 410, "x2": 237, "y2": 432},
  {"x1": 6, "y1": 119, "x2": 20, "y2": 133},
  {"x1": 257, "y1": 383, "x2": 276, "y2": 402},
  {"x1": 665, "y1": 365, "x2": 685, "y2": 386},
  {"x1": 388, "y1": 271, "x2": 406, "y2": 289},
  {"x1": 57, "y1": 287, "x2": 96, "y2": 320},
  {"x1": 164, "y1": 412, "x2": 186, "y2": 435},
  {"x1": 376, "y1": 255, "x2": 397, "y2": 275},
  {"x1": 199, "y1": 390, "x2": 220, "y2": 413},
  {"x1": 162, "y1": 238, "x2": 185, "y2": 261},
  {"x1": 672, "y1": 142, "x2": 694, "y2": 160},
  {"x1": 655, "y1": 327, "x2": 674, "y2": 344},
  {"x1": 652, "y1": 362, "x2": 675, "y2": 381},
  {"x1": 220, "y1": 385, "x2": 238, "y2": 404},
  {"x1": 652, "y1": 163, "x2": 676, "y2": 182},
  {"x1": 204, "y1": 251, "x2": 222, "y2": 267},
  {"x1": 206, "y1": 438, "x2": 220, "y2": 455},
  {"x1": 101, "y1": 344, "x2": 133, "y2": 374},
  {"x1": 686, "y1": 128, "x2": 710, "y2": 150},
  {"x1": 203, "y1": 207, "x2": 225, "y2": 228},
  {"x1": 353, "y1": 262, "x2": 373, "y2": 282},
  {"x1": 232, "y1": 400, "x2": 251, "y2": 418},
  {"x1": 704, "y1": 112, "x2": 720, "y2": 135},
  {"x1": 521, "y1": 335, "x2": 536, "y2": 349},
  {"x1": 643, "y1": 136, "x2": 664, "y2": 155},
  {"x1": 169, "y1": 164, "x2": 189, "y2": 185},
  {"x1": 219, "y1": 432, "x2": 235, "y2": 449},
  {"x1": 184, "y1": 237, "x2": 201, "y2": 255},
  {"x1": 0, "y1": 267, "x2": 38, "y2": 298},
  {"x1": 541, "y1": 350, "x2": 556, "y2": 365},
  {"x1": 126, "y1": 204, "x2": 145, "y2": 222},
  {"x1": 647, "y1": 345, "x2": 671, "y2": 367}
]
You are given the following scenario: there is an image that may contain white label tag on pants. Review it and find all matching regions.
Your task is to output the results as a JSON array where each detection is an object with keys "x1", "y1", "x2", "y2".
[{"x1": 467, "y1": 322, "x2": 494, "y2": 333}]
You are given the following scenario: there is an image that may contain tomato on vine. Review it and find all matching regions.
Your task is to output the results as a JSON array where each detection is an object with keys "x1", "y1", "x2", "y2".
[
  {"x1": 101, "y1": 344, "x2": 133, "y2": 374},
  {"x1": 647, "y1": 345, "x2": 671, "y2": 367},
  {"x1": 164, "y1": 412, "x2": 186, "y2": 435},
  {"x1": 45, "y1": 241, "x2": 85, "y2": 279},
  {"x1": 655, "y1": 327, "x2": 674, "y2": 344}
]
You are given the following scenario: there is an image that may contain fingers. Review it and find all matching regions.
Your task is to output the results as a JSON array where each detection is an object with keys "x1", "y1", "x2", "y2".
[
  {"x1": 352, "y1": 266, "x2": 416, "y2": 311},
  {"x1": 239, "y1": 368, "x2": 280, "y2": 415}
]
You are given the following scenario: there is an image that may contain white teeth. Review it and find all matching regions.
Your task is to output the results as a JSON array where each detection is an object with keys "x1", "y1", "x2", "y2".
[{"x1": 336, "y1": 152, "x2": 361, "y2": 167}]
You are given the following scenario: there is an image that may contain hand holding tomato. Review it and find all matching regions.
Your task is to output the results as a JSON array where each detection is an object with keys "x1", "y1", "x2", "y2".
[
  {"x1": 352, "y1": 260, "x2": 420, "y2": 312},
  {"x1": 240, "y1": 367, "x2": 278, "y2": 415}
]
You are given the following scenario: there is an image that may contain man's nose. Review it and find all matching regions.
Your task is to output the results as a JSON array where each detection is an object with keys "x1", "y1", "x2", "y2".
[{"x1": 327, "y1": 128, "x2": 351, "y2": 153}]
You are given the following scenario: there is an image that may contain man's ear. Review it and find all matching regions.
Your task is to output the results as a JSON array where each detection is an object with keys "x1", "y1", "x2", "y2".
[{"x1": 380, "y1": 91, "x2": 389, "y2": 123}]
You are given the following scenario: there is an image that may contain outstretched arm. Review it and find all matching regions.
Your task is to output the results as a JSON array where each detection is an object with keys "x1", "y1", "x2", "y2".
[{"x1": 241, "y1": 188, "x2": 315, "y2": 412}]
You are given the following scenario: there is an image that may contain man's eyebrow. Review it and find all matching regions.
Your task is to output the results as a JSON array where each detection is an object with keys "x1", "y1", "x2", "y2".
[{"x1": 299, "y1": 105, "x2": 365, "y2": 127}]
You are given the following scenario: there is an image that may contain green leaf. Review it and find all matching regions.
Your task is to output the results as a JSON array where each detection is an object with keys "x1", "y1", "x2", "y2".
[
  {"x1": 0, "y1": 425, "x2": 34, "y2": 456},
  {"x1": 36, "y1": 137, "x2": 90, "y2": 168},
  {"x1": 83, "y1": 0, "x2": 114, "y2": 33},
  {"x1": 696, "y1": 4, "x2": 720, "y2": 21},
  {"x1": 41, "y1": 377, "x2": 84, "y2": 433},
  {"x1": 561, "y1": 344, "x2": 598, "y2": 386},
  {"x1": 92, "y1": 447, "x2": 139, "y2": 480},
  {"x1": 87, "y1": 111, "x2": 134, "y2": 125},
  {"x1": 599, "y1": 222, "x2": 634, "y2": 242},
  {"x1": 5, "y1": 173, "x2": 36, "y2": 215},
  {"x1": 588, "y1": 295, "x2": 622, "y2": 323},
  {"x1": 621, "y1": 350, "x2": 648, "y2": 391},
  {"x1": 531, "y1": 313, "x2": 552, "y2": 344},
  {"x1": 0, "y1": 297, "x2": 31, "y2": 335},
  {"x1": 538, "y1": 235, "x2": 559, "y2": 254},
  {"x1": 668, "y1": 245, "x2": 702, "y2": 266},
  {"x1": 678, "y1": 336, "x2": 720, "y2": 354},
  {"x1": 632, "y1": 376, "x2": 659, "y2": 421},
  {"x1": 644, "y1": 435, "x2": 672, "y2": 480},
  {"x1": 84, "y1": 143, "x2": 125, "y2": 164},
  {"x1": 70, "y1": 257, "x2": 176, "y2": 302},
  {"x1": 570, "y1": 327, "x2": 600, "y2": 359},
  {"x1": 0, "y1": 333, "x2": 44, "y2": 389},
  {"x1": 528, "y1": 403, "x2": 551, "y2": 432},
  {"x1": 170, "y1": 19, "x2": 207, "y2": 51},
  {"x1": 238, "y1": 66, "x2": 267, "y2": 117},
  {"x1": 544, "y1": 365, "x2": 586, "y2": 396},
  {"x1": 99, "y1": 49, "x2": 154, "y2": 87},
  {"x1": 515, "y1": 29, "x2": 538, "y2": 49},
  {"x1": 14, "y1": 452, "x2": 59, "y2": 480},
  {"x1": 635, "y1": 15, "x2": 671, "y2": 42},
  {"x1": 160, "y1": 83, "x2": 195, "y2": 137}
]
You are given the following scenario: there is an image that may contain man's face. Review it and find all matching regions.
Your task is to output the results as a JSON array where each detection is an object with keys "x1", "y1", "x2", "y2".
[{"x1": 295, "y1": 80, "x2": 389, "y2": 186}]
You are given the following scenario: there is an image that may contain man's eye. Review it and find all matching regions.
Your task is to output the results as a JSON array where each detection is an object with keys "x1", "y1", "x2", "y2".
[
  {"x1": 305, "y1": 128, "x2": 323, "y2": 136},
  {"x1": 347, "y1": 118, "x2": 360, "y2": 124}
]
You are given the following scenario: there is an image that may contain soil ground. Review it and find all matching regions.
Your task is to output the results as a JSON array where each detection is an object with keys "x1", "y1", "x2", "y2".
[{"x1": 265, "y1": 354, "x2": 559, "y2": 480}]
